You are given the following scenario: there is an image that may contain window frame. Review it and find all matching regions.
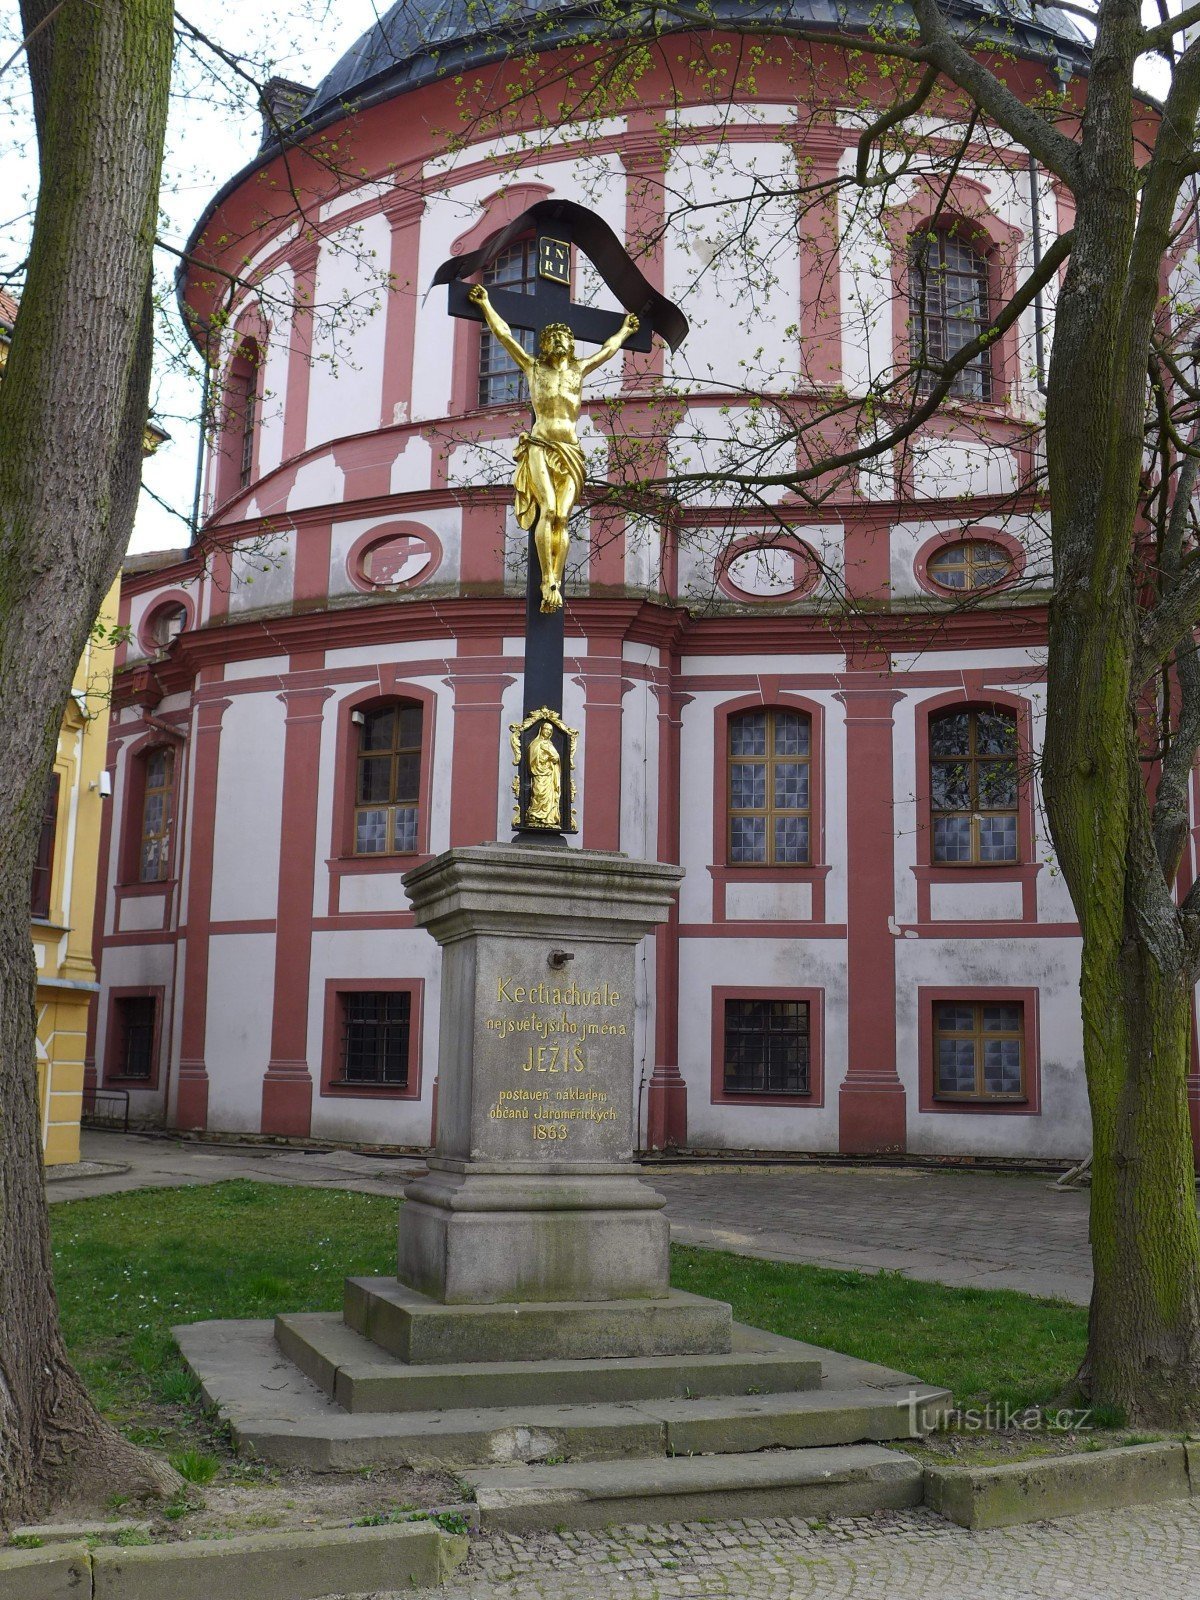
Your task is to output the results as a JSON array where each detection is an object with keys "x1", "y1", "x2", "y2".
[
  {"x1": 710, "y1": 985, "x2": 825, "y2": 1107},
  {"x1": 329, "y1": 684, "x2": 437, "y2": 895},
  {"x1": 907, "y1": 226, "x2": 993, "y2": 403},
  {"x1": 138, "y1": 594, "x2": 193, "y2": 656},
  {"x1": 320, "y1": 977, "x2": 424, "y2": 1101},
  {"x1": 137, "y1": 743, "x2": 176, "y2": 884},
  {"x1": 103, "y1": 985, "x2": 165, "y2": 1090},
  {"x1": 30, "y1": 769, "x2": 62, "y2": 922},
  {"x1": 928, "y1": 704, "x2": 1021, "y2": 869},
  {"x1": 477, "y1": 237, "x2": 541, "y2": 409},
  {"x1": 913, "y1": 529, "x2": 1025, "y2": 599},
  {"x1": 351, "y1": 701, "x2": 425, "y2": 860},
  {"x1": 917, "y1": 986, "x2": 1040, "y2": 1115},
  {"x1": 710, "y1": 695, "x2": 830, "y2": 926},
  {"x1": 726, "y1": 706, "x2": 814, "y2": 868},
  {"x1": 213, "y1": 329, "x2": 264, "y2": 506}
]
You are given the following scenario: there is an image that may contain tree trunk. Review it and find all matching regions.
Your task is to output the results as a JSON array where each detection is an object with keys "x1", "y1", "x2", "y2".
[
  {"x1": 0, "y1": 0, "x2": 178, "y2": 1526},
  {"x1": 1029, "y1": 0, "x2": 1200, "y2": 1423},
  {"x1": 1079, "y1": 922, "x2": 1200, "y2": 1420}
]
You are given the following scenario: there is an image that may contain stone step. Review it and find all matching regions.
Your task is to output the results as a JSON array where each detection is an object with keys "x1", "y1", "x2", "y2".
[
  {"x1": 463, "y1": 1444, "x2": 925, "y2": 1531},
  {"x1": 275, "y1": 1312, "x2": 824, "y2": 1414},
  {"x1": 234, "y1": 1385, "x2": 948, "y2": 1471}
]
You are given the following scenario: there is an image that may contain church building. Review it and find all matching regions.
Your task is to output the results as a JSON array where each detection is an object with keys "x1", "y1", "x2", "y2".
[{"x1": 94, "y1": 0, "x2": 1154, "y2": 1161}]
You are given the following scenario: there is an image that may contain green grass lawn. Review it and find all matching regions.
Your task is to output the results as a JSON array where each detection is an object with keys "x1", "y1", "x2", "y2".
[{"x1": 50, "y1": 1179, "x2": 1088, "y2": 1447}]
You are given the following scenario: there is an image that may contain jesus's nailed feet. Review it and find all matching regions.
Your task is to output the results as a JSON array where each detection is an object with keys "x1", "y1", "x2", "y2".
[{"x1": 540, "y1": 581, "x2": 563, "y2": 613}]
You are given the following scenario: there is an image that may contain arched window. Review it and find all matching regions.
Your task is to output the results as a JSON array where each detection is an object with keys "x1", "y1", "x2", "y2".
[
  {"x1": 908, "y1": 230, "x2": 992, "y2": 402},
  {"x1": 930, "y1": 707, "x2": 1018, "y2": 864},
  {"x1": 353, "y1": 702, "x2": 423, "y2": 856},
  {"x1": 478, "y1": 241, "x2": 537, "y2": 407},
  {"x1": 727, "y1": 708, "x2": 811, "y2": 865},
  {"x1": 139, "y1": 746, "x2": 175, "y2": 882},
  {"x1": 214, "y1": 334, "x2": 261, "y2": 503},
  {"x1": 926, "y1": 540, "x2": 1011, "y2": 592}
]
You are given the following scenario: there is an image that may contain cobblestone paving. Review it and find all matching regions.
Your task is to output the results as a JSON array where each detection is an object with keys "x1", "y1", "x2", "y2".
[
  {"x1": 360, "y1": 1503, "x2": 1200, "y2": 1599},
  {"x1": 656, "y1": 1165, "x2": 1096, "y2": 1304}
]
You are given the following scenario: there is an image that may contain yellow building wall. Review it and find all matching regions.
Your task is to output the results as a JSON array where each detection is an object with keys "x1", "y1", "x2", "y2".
[{"x1": 32, "y1": 581, "x2": 119, "y2": 1166}]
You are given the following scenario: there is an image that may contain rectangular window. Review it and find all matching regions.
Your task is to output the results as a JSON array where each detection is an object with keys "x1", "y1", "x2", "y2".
[
  {"x1": 113, "y1": 995, "x2": 157, "y2": 1081},
  {"x1": 340, "y1": 991, "x2": 411, "y2": 1087},
  {"x1": 139, "y1": 746, "x2": 174, "y2": 882},
  {"x1": 30, "y1": 770, "x2": 60, "y2": 919},
  {"x1": 478, "y1": 240, "x2": 538, "y2": 407},
  {"x1": 723, "y1": 998, "x2": 810, "y2": 1095},
  {"x1": 353, "y1": 703, "x2": 423, "y2": 857},
  {"x1": 933, "y1": 999, "x2": 1025, "y2": 1100},
  {"x1": 728, "y1": 708, "x2": 812, "y2": 866}
]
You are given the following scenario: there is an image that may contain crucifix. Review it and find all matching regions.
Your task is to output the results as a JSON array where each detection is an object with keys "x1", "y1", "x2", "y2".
[{"x1": 433, "y1": 199, "x2": 687, "y2": 841}]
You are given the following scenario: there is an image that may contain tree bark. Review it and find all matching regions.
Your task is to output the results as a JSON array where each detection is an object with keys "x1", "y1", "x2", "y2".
[
  {"x1": 0, "y1": 0, "x2": 179, "y2": 1526},
  {"x1": 1038, "y1": 0, "x2": 1200, "y2": 1424}
]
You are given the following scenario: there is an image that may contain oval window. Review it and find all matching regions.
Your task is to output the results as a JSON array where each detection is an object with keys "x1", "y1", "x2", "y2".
[
  {"x1": 145, "y1": 602, "x2": 187, "y2": 650},
  {"x1": 926, "y1": 540, "x2": 1012, "y2": 592},
  {"x1": 355, "y1": 526, "x2": 440, "y2": 590},
  {"x1": 719, "y1": 538, "x2": 817, "y2": 601}
]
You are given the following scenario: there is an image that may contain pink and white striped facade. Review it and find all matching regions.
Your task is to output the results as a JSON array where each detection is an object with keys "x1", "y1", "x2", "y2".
[{"x1": 94, "y1": 24, "x2": 1198, "y2": 1159}]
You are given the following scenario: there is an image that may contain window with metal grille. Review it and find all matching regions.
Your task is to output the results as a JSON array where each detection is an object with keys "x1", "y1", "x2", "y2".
[
  {"x1": 340, "y1": 991, "x2": 411, "y2": 1086},
  {"x1": 727, "y1": 708, "x2": 811, "y2": 865},
  {"x1": 353, "y1": 703, "x2": 422, "y2": 856},
  {"x1": 478, "y1": 240, "x2": 538, "y2": 407},
  {"x1": 139, "y1": 746, "x2": 174, "y2": 882},
  {"x1": 908, "y1": 230, "x2": 992, "y2": 402},
  {"x1": 30, "y1": 770, "x2": 60, "y2": 919},
  {"x1": 113, "y1": 995, "x2": 156, "y2": 1081},
  {"x1": 933, "y1": 999, "x2": 1025, "y2": 1099},
  {"x1": 723, "y1": 998, "x2": 810, "y2": 1095},
  {"x1": 926, "y1": 540, "x2": 1011, "y2": 592},
  {"x1": 930, "y1": 707, "x2": 1019, "y2": 865}
]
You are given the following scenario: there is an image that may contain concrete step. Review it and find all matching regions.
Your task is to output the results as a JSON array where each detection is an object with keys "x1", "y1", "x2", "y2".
[
  {"x1": 463, "y1": 1444, "x2": 925, "y2": 1531},
  {"x1": 176, "y1": 1318, "x2": 948, "y2": 1473},
  {"x1": 232, "y1": 1385, "x2": 948, "y2": 1471},
  {"x1": 275, "y1": 1311, "x2": 824, "y2": 1414}
]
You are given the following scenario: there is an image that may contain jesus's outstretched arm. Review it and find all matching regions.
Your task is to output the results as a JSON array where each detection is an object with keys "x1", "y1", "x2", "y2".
[
  {"x1": 579, "y1": 311, "x2": 641, "y2": 376},
  {"x1": 468, "y1": 284, "x2": 533, "y2": 371}
]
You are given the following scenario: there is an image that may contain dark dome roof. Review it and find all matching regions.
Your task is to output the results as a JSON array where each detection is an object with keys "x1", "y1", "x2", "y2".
[{"x1": 302, "y1": 0, "x2": 1088, "y2": 129}]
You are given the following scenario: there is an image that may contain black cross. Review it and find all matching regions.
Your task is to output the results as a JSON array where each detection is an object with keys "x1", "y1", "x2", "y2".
[
  {"x1": 434, "y1": 202, "x2": 687, "y2": 841},
  {"x1": 447, "y1": 228, "x2": 630, "y2": 839}
]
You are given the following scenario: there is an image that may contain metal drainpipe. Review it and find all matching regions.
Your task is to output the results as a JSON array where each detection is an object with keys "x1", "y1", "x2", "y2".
[
  {"x1": 189, "y1": 326, "x2": 213, "y2": 540},
  {"x1": 1028, "y1": 151, "x2": 1047, "y2": 395}
]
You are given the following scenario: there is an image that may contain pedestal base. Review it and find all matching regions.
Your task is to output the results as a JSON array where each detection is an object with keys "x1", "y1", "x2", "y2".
[
  {"x1": 396, "y1": 1167, "x2": 670, "y2": 1304},
  {"x1": 345, "y1": 1277, "x2": 732, "y2": 1362}
]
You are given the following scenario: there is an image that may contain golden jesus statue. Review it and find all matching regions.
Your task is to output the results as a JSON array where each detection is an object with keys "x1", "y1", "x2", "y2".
[{"x1": 468, "y1": 283, "x2": 640, "y2": 613}]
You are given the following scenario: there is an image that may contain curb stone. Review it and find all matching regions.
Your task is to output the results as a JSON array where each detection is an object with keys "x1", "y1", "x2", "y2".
[
  {"x1": 923, "y1": 1440, "x2": 1192, "y2": 1529},
  {"x1": 90, "y1": 1524, "x2": 466, "y2": 1600},
  {"x1": 0, "y1": 1541, "x2": 90, "y2": 1599},
  {"x1": 14, "y1": 1519, "x2": 153, "y2": 1544},
  {"x1": 3, "y1": 1524, "x2": 464, "y2": 1600}
]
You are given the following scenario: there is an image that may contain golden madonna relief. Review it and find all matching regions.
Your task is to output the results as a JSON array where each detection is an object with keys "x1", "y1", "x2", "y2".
[{"x1": 510, "y1": 706, "x2": 579, "y2": 832}]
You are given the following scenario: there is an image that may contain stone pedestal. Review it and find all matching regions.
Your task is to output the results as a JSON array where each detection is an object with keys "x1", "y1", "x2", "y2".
[{"x1": 398, "y1": 844, "x2": 683, "y2": 1306}]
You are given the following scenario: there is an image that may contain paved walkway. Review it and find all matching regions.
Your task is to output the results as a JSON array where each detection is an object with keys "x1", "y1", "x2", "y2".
[
  {"x1": 53, "y1": 1131, "x2": 1093, "y2": 1303},
  {"x1": 395, "y1": 1502, "x2": 1200, "y2": 1599}
]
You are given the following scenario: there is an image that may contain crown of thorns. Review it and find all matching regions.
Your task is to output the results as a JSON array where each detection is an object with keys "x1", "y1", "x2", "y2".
[{"x1": 538, "y1": 322, "x2": 574, "y2": 347}]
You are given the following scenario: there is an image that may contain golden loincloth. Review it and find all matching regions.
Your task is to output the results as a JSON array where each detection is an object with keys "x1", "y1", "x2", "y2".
[{"x1": 513, "y1": 434, "x2": 586, "y2": 531}]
